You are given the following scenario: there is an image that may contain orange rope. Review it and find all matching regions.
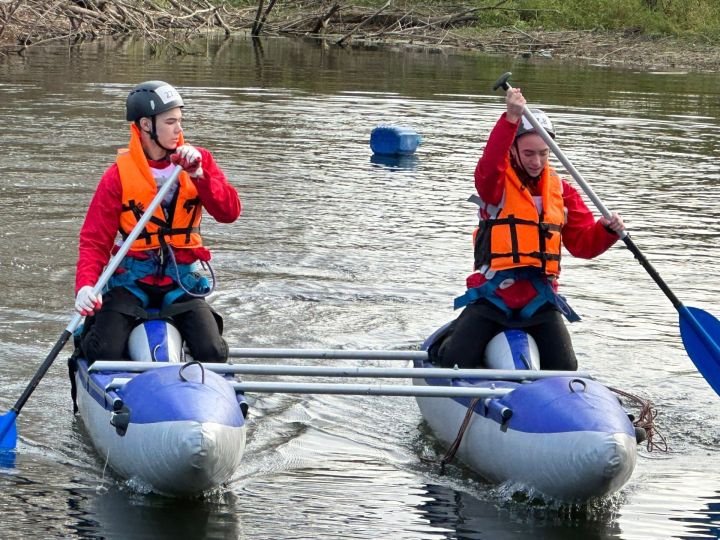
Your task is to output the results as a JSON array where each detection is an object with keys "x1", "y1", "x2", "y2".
[{"x1": 609, "y1": 386, "x2": 668, "y2": 453}]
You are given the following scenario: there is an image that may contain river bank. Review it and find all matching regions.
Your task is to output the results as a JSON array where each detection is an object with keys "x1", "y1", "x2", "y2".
[
  {"x1": 1, "y1": 1, "x2": 719, "y2": 72},
  {"x1": 314, "y1": 27, "x2": 720, "y2": 72}
]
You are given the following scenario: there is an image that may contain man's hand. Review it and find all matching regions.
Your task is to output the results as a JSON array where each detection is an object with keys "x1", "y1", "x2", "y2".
[
  {"x1": 75, "y1": 286, "x2": 102, "y2": 316},
  {"x1": 171, "y1": 145, "x2": 204, "y2": 179}
]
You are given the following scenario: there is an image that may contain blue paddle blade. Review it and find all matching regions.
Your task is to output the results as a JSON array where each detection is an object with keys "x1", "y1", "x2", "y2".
[
  {"x1": 679, "y1": 306, "x2": 720, "y2": 396},
  {"x1": 0, "y1": 411, "x2": 18, "y2": 449}
]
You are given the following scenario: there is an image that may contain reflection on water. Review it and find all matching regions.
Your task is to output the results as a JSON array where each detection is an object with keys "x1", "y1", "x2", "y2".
[
  {"x1": 416, "y1": 483, "x2": 625, "y2": 540},
  {"x1": 86, "y1": 487, "x2": 241, "y2": 540},
  {"x1": 370, "y1": 153, "x2": 421, "y2": 170},
  {"x1": 0, "y1": 35, "x2": 720, "y2": 539}
]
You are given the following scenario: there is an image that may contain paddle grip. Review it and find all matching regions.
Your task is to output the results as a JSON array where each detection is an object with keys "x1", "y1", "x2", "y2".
[{"x1": 492, "y1": 72, "x2": 513, "y2": 91}]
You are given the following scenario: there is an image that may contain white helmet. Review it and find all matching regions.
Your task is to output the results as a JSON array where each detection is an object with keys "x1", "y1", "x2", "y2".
[
  {"x1": 128, "y1": 319, "x2": 184, "y2": 363},
  {"x1": 516, "y1": 109, "x2": 555, "y2": 140}
]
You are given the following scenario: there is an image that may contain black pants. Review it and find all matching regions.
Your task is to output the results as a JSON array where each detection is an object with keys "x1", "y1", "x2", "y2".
[
  {"x1": 79, "y1": 286, "x2": 228, "y2": 363},
  {"x1": 437, "y1": 300, "x2": 577, "y2": 371}
]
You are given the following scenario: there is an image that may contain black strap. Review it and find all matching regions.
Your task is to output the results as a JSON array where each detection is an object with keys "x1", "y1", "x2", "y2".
[
  {"x1": 182, "y1": 197, "x2": 201, "y2": 243},
  {"x1": 120, "y1": 195, "x2": 200, "y2": 246},
  {"x1": 485, "y1": 213, "x2": 562, "y2": 267}
]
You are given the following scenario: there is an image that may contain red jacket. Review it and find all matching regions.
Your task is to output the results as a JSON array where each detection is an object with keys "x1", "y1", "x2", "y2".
[
  {"x1": 468, "y1": 113, "x2": 618, "y2": 309},
  {"x1": 76, "y1": 147, "x2": 241, "y2": 293}
]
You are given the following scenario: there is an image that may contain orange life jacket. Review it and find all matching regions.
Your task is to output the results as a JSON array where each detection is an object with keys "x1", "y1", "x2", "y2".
[
  {"x1": 474, "y1": 161, "x2": 564, "y2": 276},
  {"x1": 117, "y1": 125, "x2": 203, "y2": 251}
]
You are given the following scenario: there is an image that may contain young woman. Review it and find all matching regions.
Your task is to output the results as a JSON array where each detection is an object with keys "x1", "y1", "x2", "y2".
[{"x1": 438, "y1": 87, "x2": 624, "y2": 370}]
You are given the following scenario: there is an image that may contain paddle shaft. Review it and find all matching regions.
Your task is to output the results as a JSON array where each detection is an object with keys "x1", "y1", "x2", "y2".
[
  {"x1": 493, "y1": 73, "x2": 684, "y2": 310},
  {"x1": 9, "y1": 165, "x2": 184, "y2": 415}
]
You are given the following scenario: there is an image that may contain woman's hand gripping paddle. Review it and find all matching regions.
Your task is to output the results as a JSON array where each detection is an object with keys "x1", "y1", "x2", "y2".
[
  {"x1": 492, "y1": 72, "x2": 720, "y2": 396},
  {"x1": 0, "y1": 165, "x2": 184, "y2": 449}
]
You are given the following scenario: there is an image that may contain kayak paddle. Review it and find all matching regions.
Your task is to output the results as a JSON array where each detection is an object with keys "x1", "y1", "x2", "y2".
[
  {"x1": 492, "y1": 72, "x2": 720, "y2": 396},
  {"x1": 0, "y1": 165, "x2": 184, "y2": 449}
]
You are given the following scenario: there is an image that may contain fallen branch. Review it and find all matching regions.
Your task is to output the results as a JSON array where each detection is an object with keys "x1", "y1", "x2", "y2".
[
  {"x1": 2, "y1": 0, "x2": 242, "y2": 53},
  {"x1": 310, "y1": 2, "x2": 341, "y2": 35},
  {"x1": 337, "y1": 0, "x2": 392, "y2": 47},
  {"x1": 0, "y1": 1, "x2": 26, "y2": 41},
  {"x1": 204, "y1": 0, "x2": 231, "y2": 35}
]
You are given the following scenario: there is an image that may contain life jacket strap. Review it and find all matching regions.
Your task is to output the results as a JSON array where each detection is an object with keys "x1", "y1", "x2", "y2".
[
  {"x1": 120, "y1": 200, "x2": 200, "y2": 246},
  {"x1": 518, "y1": 282, "x2": 581, "y2": 322},
  {"x1": 453, "y1": 270, "x2": 515, "y2": 316},
  {"x1": 105, "y1": 252, "x2": 213, "y2": 309},
  {"x1": 453, "y1": 269, "x2": 581, "y2": 322}
]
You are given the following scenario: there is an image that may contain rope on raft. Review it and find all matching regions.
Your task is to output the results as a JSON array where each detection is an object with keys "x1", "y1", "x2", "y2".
[
  {"x1": 431, "y1": 384, "x2": 668, "y2": 472},
  {"x1": 609, "y1": 386, "x2": 669, "y2": 453},
  {"x1": 438, "y1": 397, "x2": 483, "y2": 473}
]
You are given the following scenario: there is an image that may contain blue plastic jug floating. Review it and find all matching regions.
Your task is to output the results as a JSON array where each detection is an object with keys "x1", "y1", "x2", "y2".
[{"x1": 370, "y1": 125, "x2": 421, "y2": 156}]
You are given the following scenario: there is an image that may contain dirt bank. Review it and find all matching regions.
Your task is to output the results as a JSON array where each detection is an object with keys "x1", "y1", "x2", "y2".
[
  {"x1": 315, "y1": 26, "x2": 720, "y2": 72},
  {"x1": 1, "y1": 1, "x2": 719, "y2": 72}
]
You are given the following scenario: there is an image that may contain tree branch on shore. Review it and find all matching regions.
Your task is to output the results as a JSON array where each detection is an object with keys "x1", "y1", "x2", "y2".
[
  {"x1": 1, "y1": 1, "x2": 718, "y2": 71},
  {"x1": 0, "y1": 0, "x2": 254, "y2": 54},
  {"x1": 336, "y1": 0, "x2": 392, "y2": 47},
  {"x1": 2, "y1": 0, "x2": 547, "y2": 56},
  {"x1": 251, "y1": 0, "x2": 279, "y2": 37}
]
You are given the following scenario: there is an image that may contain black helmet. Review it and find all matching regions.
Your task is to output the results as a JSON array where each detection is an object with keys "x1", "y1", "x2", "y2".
[
  {"x1": 515, "y1": 109, "x2": 555, "y2": 140},
  {"x1": 126, "y1": 81, "x2": 184, "y2": 122}
]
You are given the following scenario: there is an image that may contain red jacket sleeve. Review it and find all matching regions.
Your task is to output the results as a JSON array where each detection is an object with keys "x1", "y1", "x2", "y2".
[
  {"x1": 474, "y1": 113, "x2": 520, "y2": 206},
  {"x1": 561, "y1": 180, "x2": 619, "y2": 258},
  {"x1": 75, "y1": 165, "x2": 124, "y2": 293},
  {"x1": 193, "y1": 148, "x2": 241, "y2": 223}
]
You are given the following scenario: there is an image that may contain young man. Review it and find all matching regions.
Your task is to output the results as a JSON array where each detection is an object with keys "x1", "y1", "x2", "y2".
[
  {"x1": 438, "y1": 87, "x2": 624, "y2": 371},
  {"x1": 74, "y1": 80, "x2": 241, "y2": 362}
]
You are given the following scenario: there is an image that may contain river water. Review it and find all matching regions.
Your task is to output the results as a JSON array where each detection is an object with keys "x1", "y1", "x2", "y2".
[{"x1": 0, "y1": 35, "x2": 719, "y2": 539}]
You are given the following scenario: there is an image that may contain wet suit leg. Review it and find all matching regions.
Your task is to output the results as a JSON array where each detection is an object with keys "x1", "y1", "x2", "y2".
[
  {"x1": 170, "y1": 296, "x2": 228, "y2": 363},
  {"x1": 525, "y1": 310, "x2": 578, "y2": 371},
  {"x1": 436, "y1": 303, "x2": 505, "y2": 369},
  {"x1": 80, "y1": 287, "x2": 143, "y2": 361},
  {"x1": 436, "y1": 301, "x2": 577, "y2": 371}
]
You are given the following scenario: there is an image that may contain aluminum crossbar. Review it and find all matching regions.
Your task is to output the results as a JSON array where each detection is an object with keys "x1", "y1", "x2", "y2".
[
  {"x1": 232, "y1": 382, "x2": 511, "y2": 398},
  {"x1": 89, "y1": 361, "x2": 590, "y2": 381},
  {"x1": 100, "y1": 376, "x2": 513, "y2": 397},
  {"x1": 228, "y1": 348, "x2": 427, "y2": 361}
]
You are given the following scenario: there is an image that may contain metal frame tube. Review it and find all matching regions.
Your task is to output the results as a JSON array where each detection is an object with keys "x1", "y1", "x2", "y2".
[
  {"x1": 227, "y1": 348, "x2": 428, "y2": 360},
  {"x1": 89, "y1": 361, "x2": 590, "y2": 381}
]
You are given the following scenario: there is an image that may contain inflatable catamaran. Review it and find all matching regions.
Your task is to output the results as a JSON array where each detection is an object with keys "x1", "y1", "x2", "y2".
[
  {"x1": 415, "y1": 326, "x2": 640, "y2": 501},
  {"x1": 73, "y1": 316, "x2": 642, "y2": 500}
]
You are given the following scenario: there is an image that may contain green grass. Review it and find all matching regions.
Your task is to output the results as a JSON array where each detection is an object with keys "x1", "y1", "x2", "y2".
[{"x1": 227, "y1": 0, "x2": 720, "y2": 43}]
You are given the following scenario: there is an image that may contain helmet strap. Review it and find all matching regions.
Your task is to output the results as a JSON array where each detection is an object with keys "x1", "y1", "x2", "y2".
[
  {"x1": 147, "y1": 116, "x2": 174, "y2": 158},
  {"x1": 136, "y1": 118, "x2": 174, "y2": 160}
]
